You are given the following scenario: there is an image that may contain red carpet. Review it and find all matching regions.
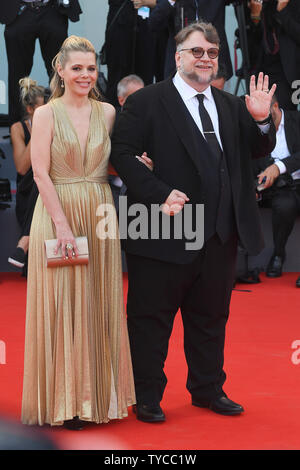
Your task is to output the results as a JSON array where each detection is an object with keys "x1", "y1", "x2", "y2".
[{"x1": 0, "y1": 271, "x2": 300, "y2": 450}]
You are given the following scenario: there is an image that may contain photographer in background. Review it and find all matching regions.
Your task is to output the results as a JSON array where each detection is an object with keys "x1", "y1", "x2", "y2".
[
  {"x1": 247, "y1": 0, "x2": 300, "y2": 110},
  {"x1": 148, "y1": 0, "x2": 233, "y2": 81},
  {"x1": 0, "y1": 0, "x2": 82, "y2": 126},
  {"x1": 104, "y1": 0, "x2": 159, "y2": 107},
  {"x1": 254, "y1": 94, "x2": 300, "y2": 285}
]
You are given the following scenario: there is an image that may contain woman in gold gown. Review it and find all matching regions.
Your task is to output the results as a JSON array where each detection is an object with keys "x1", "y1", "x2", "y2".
[{"x1": 21, "y1": 36, "x2": 135, "y2": 429}]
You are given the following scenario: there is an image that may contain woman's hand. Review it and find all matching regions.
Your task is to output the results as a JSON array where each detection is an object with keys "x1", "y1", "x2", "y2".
[
  {"x1": 54, "y1": 223, "x2": 79, "y2": 260},
  {"x1": 136, "y1": 151, "x2": 154, "y2": 171}
]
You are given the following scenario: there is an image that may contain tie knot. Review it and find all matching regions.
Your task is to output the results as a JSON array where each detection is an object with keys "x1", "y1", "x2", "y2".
[{"x1": 196, "y1": 94, "x2": 205, "y2": 104}]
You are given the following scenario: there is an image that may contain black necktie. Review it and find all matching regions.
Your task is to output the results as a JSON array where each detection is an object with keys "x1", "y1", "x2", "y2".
[{"x1": 196, "y1": 94, "x2": 222, "y2": 162}]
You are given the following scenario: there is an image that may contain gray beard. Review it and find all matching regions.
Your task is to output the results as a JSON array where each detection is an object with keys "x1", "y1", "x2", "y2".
[{"x1": 179, "y1": 65, "x2": 218, "y2": 85}]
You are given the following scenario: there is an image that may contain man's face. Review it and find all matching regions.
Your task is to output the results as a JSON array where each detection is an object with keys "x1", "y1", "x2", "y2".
[
  {"x1": 175, "y1": 31, "x2": 219, "y2": 88},
  {"x1": 118, "y1": 82, "x2": 144, "y2": 107}
]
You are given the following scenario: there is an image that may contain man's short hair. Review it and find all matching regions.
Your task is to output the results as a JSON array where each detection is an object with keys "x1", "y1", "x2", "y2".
[
  {"x1": 175, "y1": 21, "x2": 220, "y2": 51},
  {"x1": 117, "y1": 74, "x2": 144, "y2": 98}
]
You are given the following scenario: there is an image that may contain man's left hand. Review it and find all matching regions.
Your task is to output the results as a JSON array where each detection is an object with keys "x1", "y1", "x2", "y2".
[{"x1": 245, "y1": 73, "x2": 277, "y2": 122}]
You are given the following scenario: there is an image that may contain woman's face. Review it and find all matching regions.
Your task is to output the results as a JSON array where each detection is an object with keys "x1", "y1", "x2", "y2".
[
  {"x1": 58, "y1": 51, "x2": 98, "y2": 97},
  {"x1": 27, "y1": 96, "x2": 45, "y2": 117}
]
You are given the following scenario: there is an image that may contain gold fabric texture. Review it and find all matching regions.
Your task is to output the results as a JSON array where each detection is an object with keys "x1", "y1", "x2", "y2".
[{"x1": 21, "y1": 98, "x2": 136, "y2": 426}]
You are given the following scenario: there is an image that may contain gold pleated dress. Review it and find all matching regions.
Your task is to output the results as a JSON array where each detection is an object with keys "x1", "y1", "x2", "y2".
[{"x1": 21, "y1": 98, "x2": 136, "y2": 426}]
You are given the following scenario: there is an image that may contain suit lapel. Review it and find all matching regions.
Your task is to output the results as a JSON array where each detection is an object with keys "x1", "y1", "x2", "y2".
[
  {"x1": 211, "y1": 87, "x2": 237, "y2": 175},
  {"x1": 159, "y1": 79, "x2": 206, "y2": 174},
  {"x1": 159, "y1": 79, "x2": 238, "y2": 179}
]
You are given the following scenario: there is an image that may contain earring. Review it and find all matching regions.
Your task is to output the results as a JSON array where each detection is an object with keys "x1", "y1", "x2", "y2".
[{"x1": 61, "y1": 78, "x2": 64, "y2": 88}]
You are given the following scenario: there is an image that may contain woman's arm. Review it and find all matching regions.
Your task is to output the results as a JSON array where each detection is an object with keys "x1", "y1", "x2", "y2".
[
  {"x1": 31, "y1": 104, "x2": 79, "y2": 257},
  {"x1": 10, "y1": 122, "x2": 31, "y2": 175},
  {"x1": 102, "y1": 102, "x2": 118, "y2": 175},
  {"x1": 102, "y1": 101, "x2": 116, "y2": 136}
]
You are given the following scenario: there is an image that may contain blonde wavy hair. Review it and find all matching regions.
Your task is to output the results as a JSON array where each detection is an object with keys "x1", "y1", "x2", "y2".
[
  {"x1": 50, "y1": 35, "x2": 101, "y2": 101},
  {"x1": 19, "y1": 77, "x2": 45, "y2": 115}
]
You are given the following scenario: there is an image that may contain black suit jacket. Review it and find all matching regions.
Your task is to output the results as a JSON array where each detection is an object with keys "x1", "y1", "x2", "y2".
[
  {"x1": 253, "y1": 110, "x2": 300, "y2": 176},
  {"x1": 0, "y1": 0, "x2": 82, "y2": 25},
  {"x1": 110, "y1": 78, "x2": 276, "y2": 263}
]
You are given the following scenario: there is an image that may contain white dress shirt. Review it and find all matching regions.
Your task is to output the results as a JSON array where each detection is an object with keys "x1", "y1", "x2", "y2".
[
  {"x1": 173, "y1": 71, "x2": 224, "y2": 150},
  {"x1": 172, "y1": 71, "x2": 270, "y2": 152},
  {"x1": 273, "y1": 110, "x2": 300, "y2": 180}
]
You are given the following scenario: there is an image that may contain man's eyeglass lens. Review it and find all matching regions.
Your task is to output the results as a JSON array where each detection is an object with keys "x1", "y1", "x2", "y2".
[{"x1": 181, "y1": 47, "x2": 219, "y2": 59}]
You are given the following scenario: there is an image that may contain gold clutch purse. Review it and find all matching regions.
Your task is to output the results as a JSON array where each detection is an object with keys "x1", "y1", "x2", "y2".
[{"x1": 44, "y1": 236, "x2": 89, "y2": 267}]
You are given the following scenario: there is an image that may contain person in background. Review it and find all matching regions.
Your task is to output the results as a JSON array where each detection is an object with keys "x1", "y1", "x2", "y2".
[
  {"x1": 246, "y1": 0, "x2": 300, "y2": 110},
  {"x1": 8, "y1": 77, "x2": 45, "y2": 272},
  {"x1": 117, "y1": 74, "x2": 145, "y2": 109},
  {"x1": 148, "y1": 0, "x2": 233, "y2": 81},
  {"x1": 0, "y1": 0, "x2": 82, "y2": 125},
  {"x1": 211, "y1": 64, "x2": 227, "y2": 90},
  {"x1": 104, "y1": 0, "x2": 157, "y2": 107},
  {"x1": 254, "y1": 95, "x2": 300, "y2": 285}
]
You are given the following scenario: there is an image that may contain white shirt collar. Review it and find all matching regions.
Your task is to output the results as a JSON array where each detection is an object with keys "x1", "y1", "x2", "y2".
[{"x1": 173, "y1": 71, "x2": 213, "y2": 103}]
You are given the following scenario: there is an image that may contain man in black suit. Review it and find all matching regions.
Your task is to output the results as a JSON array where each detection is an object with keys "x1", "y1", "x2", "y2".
[
  {"x1": 111, "y1": 21, "x2": 276, "y2": 422},
  {"x1": 0, "y1": 0, "x2": 82, "y2": 125},
  {"x1": 255, "y1": 96, "x2": 300, "y2": 285}
]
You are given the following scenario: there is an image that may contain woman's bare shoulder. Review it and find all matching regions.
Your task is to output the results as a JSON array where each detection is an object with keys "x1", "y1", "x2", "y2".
[
  {"x1": 10, "y1": 121, "x2": 23, "y2": 136},
  {"x1": 32, "y1": 103, "x2": 54, "y2": 137},
  {"x1": 100, "y1": 101, "x2": 116, "y2": 118},
  {"x1": 33, "y1": 102, "x2": 53, "y2": 121},
  {"x1": 99, "y1": 101, "x2": 116, "y2": 133}
]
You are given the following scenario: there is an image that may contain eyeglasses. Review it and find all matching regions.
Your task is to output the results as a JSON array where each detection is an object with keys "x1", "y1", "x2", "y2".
[{"x1": 179, "y1": 47, "x2": 219, "y2": 59}]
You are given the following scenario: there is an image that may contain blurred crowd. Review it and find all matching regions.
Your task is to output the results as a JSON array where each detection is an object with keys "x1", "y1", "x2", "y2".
[{"x1": 0, "y1": 0, "x2": 300, "y2": 286}]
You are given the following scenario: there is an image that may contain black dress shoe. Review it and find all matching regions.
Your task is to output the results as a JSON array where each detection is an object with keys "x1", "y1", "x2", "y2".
[
  {"x1": 296, "y1": 275, "x2": 300, "y2": 288},
  {"x1": 63, "y1": 416, "x2": 85, "y2": 430},
  {"x1": 192, "y1": 396, "x2": 244, "y2": 416},
  {"x1": 266, "y1": 255, "x2": 284, "y2": 278},
  {"x1": 133, "y1": 404, "x2": 166, "y2": 423}
]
